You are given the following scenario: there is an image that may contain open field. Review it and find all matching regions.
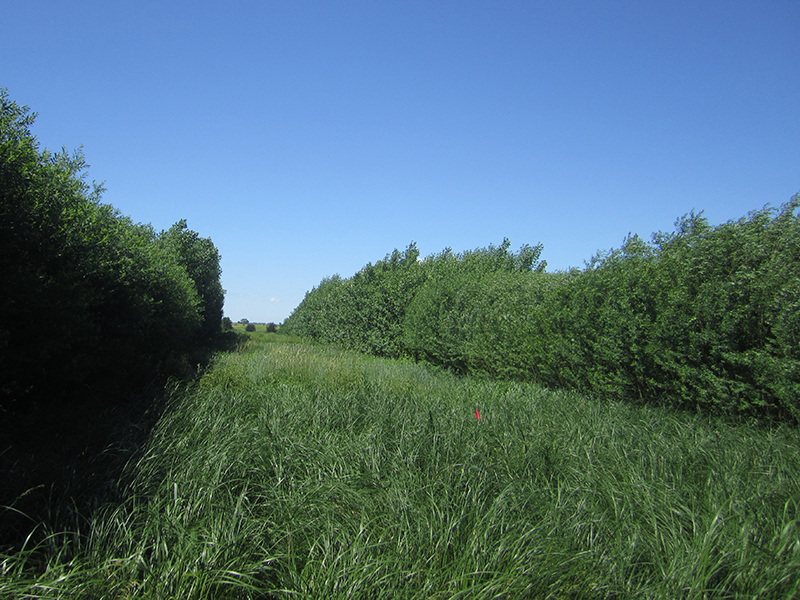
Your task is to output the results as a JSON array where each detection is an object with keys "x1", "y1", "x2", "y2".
[{"x1": 2, "y1": 333, "x2": 799, "y2": 598}]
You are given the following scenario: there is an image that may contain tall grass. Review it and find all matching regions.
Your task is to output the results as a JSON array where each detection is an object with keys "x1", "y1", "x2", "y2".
[{"x1": 2, "y1": 335, "x2": 799, "y2": 598}]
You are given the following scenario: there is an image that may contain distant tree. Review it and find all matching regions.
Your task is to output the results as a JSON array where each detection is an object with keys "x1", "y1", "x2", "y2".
[
  {"x1": 245, "y1": 323, "x2": 256, "y2": 332},
  {"x1": 266, "y1": 322, "x2": 278, "y2": 333},
  {"x1": 239, "y1": 318, "x2": 249, "y2": 324}
]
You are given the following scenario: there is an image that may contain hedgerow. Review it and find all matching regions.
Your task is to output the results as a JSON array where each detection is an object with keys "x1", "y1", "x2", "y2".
[
  {"x1": 0, "y1": 89, "x2": 224, "y2": 409},
  {"x1": 284, "y1": 198, "x2": 800, "y2": 421}
]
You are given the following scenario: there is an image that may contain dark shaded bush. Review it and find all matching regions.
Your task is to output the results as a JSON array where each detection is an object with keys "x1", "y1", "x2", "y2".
[
  {"x1": 0, "y1": 88, "x2": 229, "y2": 551},
  {"x1": 159, "y1": 220, "x2": 224, "y2": 339},
  {"x1": 266, "y1": 322, "x2": 278, "y2": 333},
  {"x1": 245, "y1": 323, "x2": 256, "y2": 332},
  {"x1": 0, "y1": 89, "x2": 225, "y2": 409}
]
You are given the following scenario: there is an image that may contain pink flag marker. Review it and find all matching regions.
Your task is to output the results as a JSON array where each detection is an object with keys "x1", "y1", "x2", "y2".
[{"x1": 475, "y1": 408, "x2": 481, "y2": 420}]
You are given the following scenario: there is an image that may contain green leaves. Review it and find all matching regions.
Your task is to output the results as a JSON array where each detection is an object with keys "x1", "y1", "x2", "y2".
[
  {"x1": 158, "y1": 220, "x2": 225, "y2": 338},
  {"x1": 0, "y1": 89, "x2": 225, "y2": 407},
  {"x1": 285, "y1": 196, "x2": 800, "y2": 422},
  {"x1": 284, "y1": 243, "x2": 428, "y2": 357}
]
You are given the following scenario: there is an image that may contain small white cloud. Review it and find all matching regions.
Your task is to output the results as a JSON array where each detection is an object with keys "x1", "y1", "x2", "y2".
[{"x1": 270, "y1": 297, "x2": 280, "y2": 302}]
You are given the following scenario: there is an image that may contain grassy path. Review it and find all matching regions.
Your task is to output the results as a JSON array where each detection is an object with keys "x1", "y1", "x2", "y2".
[{"x1": 2, "y1": 334, "x2": 799, "y2": 598}]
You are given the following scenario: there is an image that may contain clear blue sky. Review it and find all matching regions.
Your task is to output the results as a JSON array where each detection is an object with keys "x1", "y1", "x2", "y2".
[{"x1": 3, "y1": 1, "x2": 798, "y2": 323}]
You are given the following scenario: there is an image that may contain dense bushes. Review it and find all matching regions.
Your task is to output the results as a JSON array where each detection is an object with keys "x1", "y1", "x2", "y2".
[
  {"x1": 284, "y1": 199, "x2": 800, "y2": 421},
  {"x1": 283, "y1": 243, "x2": 427, "y2": 356},
  {"x1": 536, "y1": 204, "x2": 800, "y2": 420},
  {"x1": 0, "y1": 90, "x2": 224, "y2": 409},
  {"x1": 283, "y1": 240, "x2": 545, "y2": 357},
  {"x1": 401, "y1": 240, "x2": 547, "y2": 373},
  {"x1": 159, "y1": 220, "x2": 225, "y2": 339}
]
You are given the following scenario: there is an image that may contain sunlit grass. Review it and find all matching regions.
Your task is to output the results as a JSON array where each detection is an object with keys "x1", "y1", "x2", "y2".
[{"x1": 2, "y1": 336, "x2": 799, "y2": 598}]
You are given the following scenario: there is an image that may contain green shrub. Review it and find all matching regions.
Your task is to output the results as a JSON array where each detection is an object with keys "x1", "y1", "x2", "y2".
[
  {"x1": 159, "y1": 220, "x2": 224, "y2": 339},
  {"x1": 245, "y1": 323, "x2": 256, "y2": 332},
  {"x1": 402, "y1": 241, "x2": 548, "y2": 376},
  {"x1": 283, "y1": 239, "x2": 547, "y2": 360},
  {"x1": 285, "y1": 200, "x2": 800, "y2": 421},
  {"x1": 645, "y1": 203, "x2": 800, "y2": 418},
  {"x1": 0, "y1": 89, "x2": 225, "y2": 408},
  {"x1": 283, "y1": 243, "x2": 427, "y2": 356}
]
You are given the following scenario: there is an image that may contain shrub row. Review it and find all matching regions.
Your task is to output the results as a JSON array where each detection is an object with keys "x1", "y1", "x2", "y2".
[
  {"x1": 283, "y1": 199, "x2": 800, "y2": 421},
  {"x1": 0, "y1": 90, "x2": 224, "y2": 409},
  {"x1": 283, "y1": 239, "x2": 544, "y2": 355}
]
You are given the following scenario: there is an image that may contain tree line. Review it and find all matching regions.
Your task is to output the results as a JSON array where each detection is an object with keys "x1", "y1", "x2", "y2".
[
  {"x1": 283, "y1": 198, "x2": 800, "y2": 422},
  {"x1": 0, "y1": 89, "x2": 225, "y2": 410}
]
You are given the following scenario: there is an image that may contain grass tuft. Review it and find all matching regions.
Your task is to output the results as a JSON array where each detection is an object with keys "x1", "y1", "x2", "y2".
[{"x1": 2, "y1": 335, "x2": 799, "y2": 597}]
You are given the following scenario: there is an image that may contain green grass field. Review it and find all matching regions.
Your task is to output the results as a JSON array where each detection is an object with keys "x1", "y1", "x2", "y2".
[{"x1": 2, "y1": 333, "x2": 799, "y2": 598}]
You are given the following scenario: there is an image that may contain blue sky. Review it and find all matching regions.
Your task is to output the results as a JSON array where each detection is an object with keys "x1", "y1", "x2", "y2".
[{"x1": 3, "y1": 1, "x2": 798, "y2": 323}]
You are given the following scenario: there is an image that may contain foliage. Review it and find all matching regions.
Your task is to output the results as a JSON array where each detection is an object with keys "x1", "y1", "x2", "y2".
[
  {"x1": 0, "y1": 89, "x2": 225, "y2": 408},
  {"x1": 283, "y1": 243, "x2": 427, "y2": 356},
  {"x1": 245, "y1": 323, "x2": 256, "y2": 332},
  {"x1": 283, "y1": 201, "x2": 800, "y2": 421},
  {"x1": 528, "y1": 201, "x2": 800, "y2": 420},
  {"x1": 221, "y1": 317, "x2": 233, "y2": 332},
  {"x1": 283, "y1": 240, "x2": 545, "y2": 359},
  {"x1": 645, "y1": 202, "x2": 800, "y2": 418},
  {"x1": 266, "y1": 322, "x2": 278, "y2": 333},
  {"x1": 158, "y1": 219, "x2": 225, "y2": 339},
  {"x1": 402, "y1": 239, "x2": 548, "y2": 374}
]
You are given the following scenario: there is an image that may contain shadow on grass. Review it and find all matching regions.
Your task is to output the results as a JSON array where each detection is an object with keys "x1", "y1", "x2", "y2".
[{"x1": 0, "y1": 332, "x2": 243, "y2": 552}]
